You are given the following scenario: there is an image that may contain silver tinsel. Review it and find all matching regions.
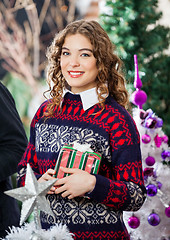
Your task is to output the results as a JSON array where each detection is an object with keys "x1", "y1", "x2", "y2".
[{"x1": 1, "y1": 222, "x2": 74, "y2": 240}]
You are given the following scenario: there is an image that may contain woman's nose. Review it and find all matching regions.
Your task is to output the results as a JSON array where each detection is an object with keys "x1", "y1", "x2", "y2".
[{"x1": 69, "y1": 56, "x2": 80, "y2": 67}]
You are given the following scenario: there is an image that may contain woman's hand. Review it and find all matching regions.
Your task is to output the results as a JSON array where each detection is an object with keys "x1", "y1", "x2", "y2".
[
  {"x1": 54, "y1": 167, "x2": 96, "y2": 199},
  {"x1": 38, "y1": 169, "x2": 57, "y2": 194}
]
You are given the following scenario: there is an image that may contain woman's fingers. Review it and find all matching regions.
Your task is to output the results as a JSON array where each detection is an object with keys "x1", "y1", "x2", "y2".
[
  {"x1": 47, "y1": 168, "x2": 56, "y2": 176},
  {"x1": 38, "y1": 169, "x2": 56, "y2": 183}
]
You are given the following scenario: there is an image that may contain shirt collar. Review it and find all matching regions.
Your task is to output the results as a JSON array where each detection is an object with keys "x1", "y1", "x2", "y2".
[{"x1": 62, "y1": 87, "x2": 99, "y2": 111}]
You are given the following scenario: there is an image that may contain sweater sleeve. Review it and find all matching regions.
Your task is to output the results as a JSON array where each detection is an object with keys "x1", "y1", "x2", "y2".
[
  {"x1": 17, "y1": 102, "x2": 47, "y2": 187},
  {"x1": 86, "y1": 143, "x2": 146, "y2": 212},
  {"x1": 86, "y1": 110, "x2": 146, "y2": 212}
]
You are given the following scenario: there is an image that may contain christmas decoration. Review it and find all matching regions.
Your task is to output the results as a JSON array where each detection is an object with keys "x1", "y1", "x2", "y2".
[
  {"x1": 141, "y1": 134, "x2": 151, "y2": 144},
  {"x1": 123, "y1": 55, "x2": 170, "y2": 239},
  {"x1": 3, "y1": 164, "x2": 74, "y2": 239},
  {"x1": 147, "y1": 212, "x2": 160, "y2": 226},
  {"x1": 146, "y1": 184, "x2": 157, "y2": 197},
  {"x1": 131, "y1": 55, "x2": 147, "y2": 109},
  {"x1": 2, "y1": 222, "x2": 74, "y2": 240},
  {"x1": 165, "y1": 206, "x2": 170, "y2": 218},
  {"x1": 5, "y1": 164, "x2": 56, "y2": 228},
  {"x1": 99, "y1": 0, "x2": 170, "y2": 139},
  {"x1": 128, "y1": 215, "x2": 140, "y2": 229},
  {"x1": 145, "y1": 156, "x2": 155, "y2": 166}
]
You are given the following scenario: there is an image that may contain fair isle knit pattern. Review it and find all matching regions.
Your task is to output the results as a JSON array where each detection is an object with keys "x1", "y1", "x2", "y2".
[{"x1": 17, "y1": 92, "x2": 146, "y2": 240}]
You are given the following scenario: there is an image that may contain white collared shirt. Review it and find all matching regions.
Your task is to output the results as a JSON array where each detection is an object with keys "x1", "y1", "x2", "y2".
[{"x1": 62, "y1": 87, "x2": 99, "y2": 111}]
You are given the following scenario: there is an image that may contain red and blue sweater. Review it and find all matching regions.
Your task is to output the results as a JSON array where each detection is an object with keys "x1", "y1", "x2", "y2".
[{"x1": 17, "y1": 92, "x2": 146, "y2": 240}]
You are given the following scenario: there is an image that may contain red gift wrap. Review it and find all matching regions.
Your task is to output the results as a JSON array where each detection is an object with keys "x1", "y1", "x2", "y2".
[{"x1": 54, "y1": 145, "x2": 101, "y2": 179}]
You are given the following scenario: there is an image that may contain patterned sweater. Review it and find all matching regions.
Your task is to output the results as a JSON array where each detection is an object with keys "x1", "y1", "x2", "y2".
[{"x1": 17, "y1": 92, "x2": 146, "y2": 240}]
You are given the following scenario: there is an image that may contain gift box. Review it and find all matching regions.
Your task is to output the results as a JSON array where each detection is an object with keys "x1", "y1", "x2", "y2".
[{"x1": 54, "y1": 145, "x2": 101, "y2": 179}]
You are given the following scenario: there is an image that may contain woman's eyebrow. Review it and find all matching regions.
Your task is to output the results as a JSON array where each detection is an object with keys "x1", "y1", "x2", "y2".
[
  {"x1": 61, "y1": 47, "x2": 69, "y2": 50},
  {"x1": 61, "y1": 47, "x2": 93, "y2": 52},
  {"x1": 79, "y1": 48, "x2": 93, "y2": 52}
]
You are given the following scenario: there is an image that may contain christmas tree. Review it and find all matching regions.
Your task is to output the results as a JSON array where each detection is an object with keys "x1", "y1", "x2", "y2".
[
  {"x1": 99, "y1": 0, "x2": 170, "y2": 140},
  {"x1": 123, "y1": 55, "x2": 170, "y2": 240}
]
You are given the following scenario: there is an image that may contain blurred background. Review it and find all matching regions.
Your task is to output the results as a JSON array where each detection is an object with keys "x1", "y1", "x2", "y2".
[
  {"x1": 0, "y1": 0, "x2": 169, "y2": 138},
  {"x1": 0, "y1": 1, "x2": 170, "y2": 239}
]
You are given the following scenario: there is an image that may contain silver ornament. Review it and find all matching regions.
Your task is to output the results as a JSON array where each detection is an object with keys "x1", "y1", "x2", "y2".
[{"x1": 5, "y1": 164, "x2": 57, "y2": 228}]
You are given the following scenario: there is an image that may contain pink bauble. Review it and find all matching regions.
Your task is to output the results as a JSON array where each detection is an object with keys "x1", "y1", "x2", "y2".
[
  {"x1": 131, "y1": 89, "x2": 147, "y2": 109},
  {"x1": 165, "y1": 206, "x2": 170, "y2": 218},
  {"x1": 161, "y1": 135, "x2": 169, "y2": 144},
  {"x1": 145, "y1": 156, "x2": 155, "y2": 166},
  {"x1": 128, "y1": 215, "x2": 140, "y2": 229},
  {"x1": 142, "y1": 134, "x2": 151, "y2": 144}
]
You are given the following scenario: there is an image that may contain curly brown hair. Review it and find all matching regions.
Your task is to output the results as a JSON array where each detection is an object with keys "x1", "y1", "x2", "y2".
[{"x1": 44, "y1": 20, "x2": 129, "y2": 117}]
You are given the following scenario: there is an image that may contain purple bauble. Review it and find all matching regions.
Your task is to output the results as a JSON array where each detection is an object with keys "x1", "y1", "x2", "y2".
[
  {"x1": 146, "y1": 184, "x2": 157, "y2": 197},
  {"x1": 161, "y1": 150, "x2": 170, "y2": 160},
  {"x1": 155, "y1": 117, "x2": 163, "y2": 128},
  {"x1": 145, "y1": 156, "x2": 155, "y2": 166},
  {"x1": 165, "y1": 206, "x2": 170, "y2": 218},
  {"x1": 142, "y1": 134, "x2": 151, "y2": 144},
  {"x1": 131, "y1": 89, "x2": 147, "y2": 109},
  {"x1": 148, "y1": 212, "x2": 160, "y2": 226},
  {"x1": 128, "y1": 215, "x2": 140, "y2": 229}
]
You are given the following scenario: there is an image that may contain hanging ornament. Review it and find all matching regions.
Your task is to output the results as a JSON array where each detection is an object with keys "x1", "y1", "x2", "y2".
[
  {"x1": 145, "y1": 156, "x2": 155, "y2": 166},
  {"x1": 161, "y1": 135, "x2": 169, "y2": 144},
  {"x1": 161, "y1": 150, "x2": 170, "y2": 160},
  {"x1": 165, "y1": 206, "x2": 170, "y2": 218},
  {"x1": 131, "y1": 55, "x2": 147, "y2": 109},
  {"x1": 142, "y1": 134, "x2": 151, "y2": 144},
  {"x1": 128, "y1": 215, "x2": 140, "y2": 229},
  {"x1": 146, "y1": 184, "x2": 157, "y2": 197},
  {"x1": 148, "y1": 212, "x2": 160, "y2": 226},
  {"x1": 131, "y1": 89, "x2": 147, "y2": 109}
]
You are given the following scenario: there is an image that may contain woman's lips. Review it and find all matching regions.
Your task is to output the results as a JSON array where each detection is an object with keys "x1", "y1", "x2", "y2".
[{"x1": 68, "y1": 71, "x2": 84, "y2": 78}]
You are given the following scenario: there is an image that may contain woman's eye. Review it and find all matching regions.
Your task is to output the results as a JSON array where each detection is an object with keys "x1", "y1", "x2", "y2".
[
  {"x1": 81, "y1": 53, "x2": 90, "y2": 57},
  {"x1": 62, "y1": 52, "x2": 70, "y2": 56}
]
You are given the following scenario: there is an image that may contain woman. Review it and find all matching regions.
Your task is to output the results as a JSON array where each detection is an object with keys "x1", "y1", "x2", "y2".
[{"x1": 17, "y1": 20, "x2": 146, "y2": 239}]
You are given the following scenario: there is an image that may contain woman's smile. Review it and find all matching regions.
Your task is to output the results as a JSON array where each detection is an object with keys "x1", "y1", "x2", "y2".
[{"x1": 68, "y1": 71, "x2": 85, "y2": 78}]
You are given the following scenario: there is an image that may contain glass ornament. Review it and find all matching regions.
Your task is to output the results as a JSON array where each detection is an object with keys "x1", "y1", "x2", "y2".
[
  {"x1": 145, "y1": 156, "x2": 155, "y2": 166},
  {"x1": 155, "y1": 117, "x2": 163, "y2": 128},
  {"x1": 128, "y1": 215, "x2": 140, "y2": 229},
  {"x1": 131, "y1": 89, "x2": 147, "y2": 109},
  {"x1": 161, "y1": 150, "x2": 170, "y2": 160},
  {"x1": 148, "y1": 212, "x2": 160, "y2": 226},
  {"x1": 161, "y1": 135, "x2": 169, "y2": 143},
  {"x1": 165, "y1": 206, "x2": 170, "y2": 218},
  {"x1": 142, "y1": 134, "x2": 151, "y2": 144},
  {"x1": 146, "y1": 184, "x2": 157, "y2": 197}
]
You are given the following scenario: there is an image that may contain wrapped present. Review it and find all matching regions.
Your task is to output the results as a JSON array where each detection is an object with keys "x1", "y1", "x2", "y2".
[{"x1": 54, "y1": 144, "x2": 101, "y2": 179}]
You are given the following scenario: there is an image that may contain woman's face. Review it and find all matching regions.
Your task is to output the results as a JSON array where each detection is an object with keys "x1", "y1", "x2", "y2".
[{"x1": 60, "y1": 33, "x2": 98, "y2": 93}]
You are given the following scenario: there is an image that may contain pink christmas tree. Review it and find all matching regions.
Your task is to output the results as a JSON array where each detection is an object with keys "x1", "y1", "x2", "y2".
[{"x1": 124, "y1": 55, "x2": 170, "y2": 240}]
